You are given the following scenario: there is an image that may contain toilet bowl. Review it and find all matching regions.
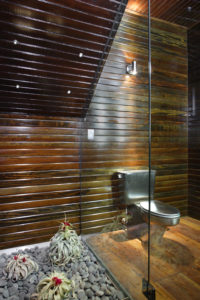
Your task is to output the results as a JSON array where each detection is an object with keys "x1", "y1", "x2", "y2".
[{"x1": 117, "y1": 170, "x2": 180, "y2": 226}]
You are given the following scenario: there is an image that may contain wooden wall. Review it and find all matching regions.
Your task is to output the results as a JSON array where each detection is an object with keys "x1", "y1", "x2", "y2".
[
  {"x1": 188, "y1": 23, "x2": 200, "y2": 220},
  {"x1": 0, "y1": 2, "x2": 189, "y2": 248},
  {"x1": 81, "y1": 10, "x2": 188, "y2": 234},
  {"x1": 151, "y1": 19, "x2": 188, "y2": 215},
  {"x1": 0, "y1": 0, "x2": 126, "y2": 249},
  {"x1": 0, "y1": 114, "x2": 82, "y2": 249}
]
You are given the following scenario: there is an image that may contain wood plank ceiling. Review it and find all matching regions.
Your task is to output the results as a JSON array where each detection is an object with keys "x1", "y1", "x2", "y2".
[
  {"x1": 127, "y1": 0, "x2": 200, "y2": 29},
  {"x1": 0, "y1": 0, "x2": 127, "y2": 118}
]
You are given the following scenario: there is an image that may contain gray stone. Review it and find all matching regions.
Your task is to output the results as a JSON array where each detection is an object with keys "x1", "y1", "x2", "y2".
[
  {"x1": 42, "y1": 265, "x2": 50, "y2": 272},
  {"x1": 0, "y1": 296, "x2": 4, "y2": 300},
  {"x1": 108, "y1": 285, "x2": 116, "y2": 292},
  {"x1": 100, "y1": 284, "x2": 107, "y2": 291},
  {"x1": 28, "y1": 274, "x2": 37, "y2": 284},
  {"x1": 86, "y1": 289, "x2": 94, "y2": 298},
  {"x1": 104, "y1": 288, "x2": 112, "y2": 296},
  {"x1": 29, "y1": 285, "x2": 36, "y2": 295},
  {"x1": 0, "y1": 239, "x2": 125, "y2": 300},
  {"x1": 80, "y1": 281, "x2": 85, "y2": 289},
  {"x1": 19, "y1": 292, "x2": 26, "y2": 300},
  {"x1": 18, "y1": 281, "x2": 23, "y2": 287},
  {"x1": 99, "y1": 278, "x2": 106, "y2": 284},
  {"x1": 3, "y1": 288, "x2": 9, "y2": 298},
  {"x1": 89, "y1": 274, "x2": 95, "y2": 283},
  {"x1": 92, "y1": 285, "x2": 99, "y2": 293},
  {"x1": 116, "y1": 290, "x2": 124, "y2": 299},
  {"x1": 96, "y1": 290, "x2": 104, "y2": 296},
  {"x1": 7, "y1": 280, "x2": 13, "y2": 287},
  {"x1": 85, "y1": 282, "x2": 92, "y2": 289},
  {"x1": 13, "y1": 283, "x2": 18, "y2": 289},
  {"x1": 77, "y1": 289, "x2": 87, "y2": 300},
  {"x1": 0, "y1": 280, "x2": 7, "y2": 287},
  {"x1": 23, "y1": 282, "x2": 31, "y2": 289},
  {"x1": 9, "y1": 296, "x2": 19, "y2": 300},
  {"x1": 0, "y1": 257, "x2": 6, "y2": 265},
  {"x1": 8, "y1": 286, "x2": 18, "y2": 296},
  {"x1": 88, "y1": 265, "x2": 96, "y2": 274},
  {"x1": 38, "y1": 272, "x2": 45, "y2": 280}
]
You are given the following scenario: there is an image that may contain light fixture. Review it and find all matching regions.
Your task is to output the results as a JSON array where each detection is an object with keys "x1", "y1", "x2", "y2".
[
  {"x1": 187, "y1": 6, "x2": 192, "y2": 12},
  {"x1": 79, "y1": 52, "x2": 83, "y2": 58},
  {"x1": 126, "y1": 60, "x2": 137, "y2": 75},
  {"x1": 67, "y1": 90, "x2": 71, "y2": 94},
  {"x1": 16, "y1": 84, "x2": 20, "y2": 89},
  {"x1": 13, "y1": 39, "x2": 18, "y2": 45}
]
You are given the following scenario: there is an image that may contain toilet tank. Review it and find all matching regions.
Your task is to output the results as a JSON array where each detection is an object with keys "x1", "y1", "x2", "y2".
[{"x1": 117, "y1": 170, "x2": 156, "y2": 205}]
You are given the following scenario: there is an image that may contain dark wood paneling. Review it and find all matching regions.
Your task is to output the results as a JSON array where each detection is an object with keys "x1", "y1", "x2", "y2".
[
  {"x1": 151, "y1": 17, "x2": 188, "y2": 215},
  {"x1": 188, "y1": 22, "x2": 200, "y2": 220},
  {"x1": 0, "y1": 0, "x2": 128, "y2": 249},
  {"x1": 0, "y1": 0, "x2": 127, "y2": 118},
  {"x1": 0, "y1": 114, "x2": 82, "y2": 249},
  {"x1": 81, "y1": 9, "x2": 188, "y2": 234},
  {"x1": 0, "y1": 1, "x2": 189, "y2": 248},
  {"x1": 127, "y1": 0, "x2": 200, "y2": 29}
]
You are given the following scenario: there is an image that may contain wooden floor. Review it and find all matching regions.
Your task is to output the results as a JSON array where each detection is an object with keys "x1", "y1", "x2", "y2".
[{"x1": 87, "y1": 217, "x2": 200, "y2": 300}]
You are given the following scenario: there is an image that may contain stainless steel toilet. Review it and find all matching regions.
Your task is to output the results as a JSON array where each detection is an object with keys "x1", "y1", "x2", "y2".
[{"x1": 117, "y1": 170, "x2": 180, "y2": 226}]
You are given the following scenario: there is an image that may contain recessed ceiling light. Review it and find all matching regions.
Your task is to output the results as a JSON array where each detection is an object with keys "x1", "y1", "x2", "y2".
[
  {"x1": 13, "y1": 39, "x2": 18, "y2": 45},
  {"x1": 79, "y1": 52, "x2": 83, "y2": 58},
  {"x1": 16, "y1": 84, "x2": 20, "y2": 89},
  {"x1": 67, "y1": 90, "x2": 71, "y2": 94}
]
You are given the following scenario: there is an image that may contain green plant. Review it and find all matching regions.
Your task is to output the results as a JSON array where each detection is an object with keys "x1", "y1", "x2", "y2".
[
  {"x1": 6, "y1": 254, "x2": 38, "y2": 280},
  {"x1": 49, "y1": 219, "x2": 82, "y2": 265},
  {"x1": 37, "y1": 271, "x2": 72, "y2": 300}
]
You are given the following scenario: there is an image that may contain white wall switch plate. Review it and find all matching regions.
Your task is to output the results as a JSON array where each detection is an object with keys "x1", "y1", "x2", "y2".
[{"x1": 88, "y1": 129, "x2": 94, "y2": 140}]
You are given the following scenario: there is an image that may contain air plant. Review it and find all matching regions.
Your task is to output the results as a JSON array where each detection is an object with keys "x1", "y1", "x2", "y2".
[
  {"x1": 6, "y1": 254, "x2": 38, "y2": 280},
  {"x1": 49, "y1": 218, "x2": 82, "y2": 265},
  {"x1": 101, "y1": 212, "x2": 131, "y2": 233},
  {"x1": 37, "y1": 271, "x2": 72, "y2": 300}
]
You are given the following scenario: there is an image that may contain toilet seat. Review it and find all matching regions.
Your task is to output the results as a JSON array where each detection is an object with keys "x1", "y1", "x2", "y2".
[{"x1": 139, "y1": 200, "x2": 180, "y2": 219}]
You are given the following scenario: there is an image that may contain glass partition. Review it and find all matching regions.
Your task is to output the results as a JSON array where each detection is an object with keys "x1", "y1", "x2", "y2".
[
  {"x1": 150, "y1": 1, "x2": 200, "y2": 299},
  {"x1": 83, "y1": 1, "x2": 151, "y2": 299}
]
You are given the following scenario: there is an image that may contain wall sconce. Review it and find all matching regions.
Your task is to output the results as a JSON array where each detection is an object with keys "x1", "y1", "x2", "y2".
[{"x1": 126, "y1": 60, "x2": 137, "y2": 75}]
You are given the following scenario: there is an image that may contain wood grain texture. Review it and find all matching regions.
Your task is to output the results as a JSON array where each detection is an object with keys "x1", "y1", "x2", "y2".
[
  {"x1": 188, "y1": 22, "x2": 200, "y2": 220},
  {"x1": 87, "y1": 217, "x2": 200, "y2": 300},
  {"x1": 0, "y1": 0, "x2": 127, "y2": 249},
  {"x1": 0, "y1": 2, "x2": 189, "y2": 248},
  {"x1": 151, "y1": 17, "x2": 188, "y2": 214},
  {"x1": 0, "y1": 0, "x2": 127, "y2": 118},
  {"x1": 81, "y1": 9, "x2": 188, "y2": 234},
  {"x1": 0, "y1": 114, "x2": 82, "y2": 249},
  {"x1": 127, "y1": 0, "x2": 200, "y2": 29}
]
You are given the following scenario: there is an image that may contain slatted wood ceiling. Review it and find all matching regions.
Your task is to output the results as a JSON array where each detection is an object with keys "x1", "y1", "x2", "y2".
[{"x1": 0, "y1": 0, "x2": 127, "y2": 118}]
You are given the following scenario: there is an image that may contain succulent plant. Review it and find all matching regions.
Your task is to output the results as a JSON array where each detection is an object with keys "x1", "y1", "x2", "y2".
[
  {"x1": 49, "y1": 219, "x2": 82, "y2": 265},
  {"x1": 37, "y1": 271, "x2": 72, "y2": 300},
  {"x1": 6, "y1": 254, "x2": 38, "y2": 280}
]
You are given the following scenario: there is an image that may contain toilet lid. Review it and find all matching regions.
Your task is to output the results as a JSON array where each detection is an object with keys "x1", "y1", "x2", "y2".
[{"x1": 140, "y1": 200, "x2": 180, "y2": 218}]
